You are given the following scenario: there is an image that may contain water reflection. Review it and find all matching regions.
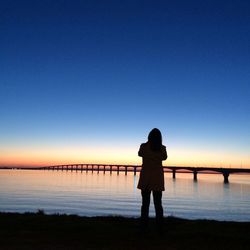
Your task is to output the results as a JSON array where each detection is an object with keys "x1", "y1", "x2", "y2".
[{"x1": 0, "y1": 170, "x2": 249, "y2": 221}]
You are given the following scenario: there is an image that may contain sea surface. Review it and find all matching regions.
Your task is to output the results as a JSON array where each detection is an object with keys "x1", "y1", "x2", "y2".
[{"x1": 0, "y1": 169, "x2": 250, "y2": 221}]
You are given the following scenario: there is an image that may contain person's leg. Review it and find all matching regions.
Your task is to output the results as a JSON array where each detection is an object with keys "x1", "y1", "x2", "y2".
[
  {"x1": 141, "y1": 190, "x2": 151, "y2": 228},
  {"x1": 153, "y1": 191, "x2": 163, "y2": 231}
]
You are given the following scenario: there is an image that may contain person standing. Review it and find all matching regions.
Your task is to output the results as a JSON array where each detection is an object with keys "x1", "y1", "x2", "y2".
[{"x1": 137, "y1": 128, "x2": 168, "y2": 232}]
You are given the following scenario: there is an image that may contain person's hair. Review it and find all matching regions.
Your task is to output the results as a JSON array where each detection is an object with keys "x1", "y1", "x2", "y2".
[{"x1": 148, "y1": 128, "x2": 162, "y2": 151}]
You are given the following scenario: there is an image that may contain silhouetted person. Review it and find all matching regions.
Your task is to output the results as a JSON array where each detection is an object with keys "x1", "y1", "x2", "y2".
[{"x1": 137, "y1": 128, "x2": 167, "y2": 233}]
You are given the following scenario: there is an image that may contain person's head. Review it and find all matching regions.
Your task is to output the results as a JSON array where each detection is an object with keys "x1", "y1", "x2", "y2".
[{"x1": 148, "y1": 128, "x2": 162, "y2": 151}]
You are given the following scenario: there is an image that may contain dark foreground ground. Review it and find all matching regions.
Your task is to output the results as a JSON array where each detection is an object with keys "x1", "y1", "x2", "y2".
[{"x1": 0, "y1": 212, "x2": 249, "y2": 250}]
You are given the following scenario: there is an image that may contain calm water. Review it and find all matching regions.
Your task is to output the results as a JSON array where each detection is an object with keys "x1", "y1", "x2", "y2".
[{"x1": 0, "y1": 170, "x2": 250, "y2": 221}]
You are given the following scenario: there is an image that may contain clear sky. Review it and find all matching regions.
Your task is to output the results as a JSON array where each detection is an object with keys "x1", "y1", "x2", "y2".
[{"x1": 1, "y1": 0, "x2": 250, "y2": 167}]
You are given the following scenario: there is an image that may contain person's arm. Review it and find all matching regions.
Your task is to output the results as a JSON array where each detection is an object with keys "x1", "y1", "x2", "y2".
[
  {"x1": 138, "y1": 144, "x2": 145, "y2": 157},
  {"x1": 139, "y1": 143, "x2": 156, "y2": 158},
  {"x1": 161, "y1": 146, "x2": 168, "y2": 161}
]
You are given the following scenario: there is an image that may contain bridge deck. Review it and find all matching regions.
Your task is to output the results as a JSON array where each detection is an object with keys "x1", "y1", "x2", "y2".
[{"x1": 1, "y1": 164, "x2": 250, "y2": 183}]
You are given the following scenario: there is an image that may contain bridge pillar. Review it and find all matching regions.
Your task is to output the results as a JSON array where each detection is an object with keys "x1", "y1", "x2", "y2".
[
  {"x1": 92, "y1": 165, "x2": 94, "y2": 173},
  {"x1": 117, "y1": 166, "x2": 119, "y2": 175},
  {"x1": 125, "y1": 166, "x2": 128, "y2": 175},
  {"x1": 223, "y1": 173, "x2": 229, "y2": 184},
  {"x1": 172, "y1": 169, "x2": 176, "y2": 179},
  {"x1": 110, "y1": 166, "x2": 112, "y2": 174},
  {"x1": 134, "y1": 166, "x2": 136, "y2": 175},
  {"x1": 193, "y1": 171, "x2": 197, "y2": 181},
  {"x1": 97, "y1": 165, "x2": 100, "y2": 173}
]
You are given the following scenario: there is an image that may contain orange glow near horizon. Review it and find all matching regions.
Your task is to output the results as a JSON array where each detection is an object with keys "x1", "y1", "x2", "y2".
[{"x1": 0, "y1": 145, "x2": 250, "y2": 168}]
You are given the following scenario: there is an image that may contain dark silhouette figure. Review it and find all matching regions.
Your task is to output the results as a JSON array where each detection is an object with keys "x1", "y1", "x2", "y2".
[{"x1": 137, "y1": 128, "x2": 168, "y2": 233}]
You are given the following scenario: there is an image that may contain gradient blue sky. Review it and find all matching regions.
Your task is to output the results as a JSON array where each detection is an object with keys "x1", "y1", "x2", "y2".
[{"x1": 1, "y1": 0, "x2": 250, "y2": 167}]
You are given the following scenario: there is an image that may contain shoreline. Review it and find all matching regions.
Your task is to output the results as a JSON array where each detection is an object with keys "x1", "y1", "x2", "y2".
[
  {"x1": 0, "y1": 212, "x2": 249, "y2": 249},
  {"x1": 1, "y1": 210, "x2": 249, "y2": 223}
]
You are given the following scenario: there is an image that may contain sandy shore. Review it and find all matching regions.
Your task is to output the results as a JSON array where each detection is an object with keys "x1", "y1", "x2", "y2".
[{"x1": 0, "y1": 212, "x2": 249, "y2": 249}]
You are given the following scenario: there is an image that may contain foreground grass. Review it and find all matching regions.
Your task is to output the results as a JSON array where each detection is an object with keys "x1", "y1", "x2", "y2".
[{"x1": 0, "y1": 212, "x2": 249, "y2": 250}]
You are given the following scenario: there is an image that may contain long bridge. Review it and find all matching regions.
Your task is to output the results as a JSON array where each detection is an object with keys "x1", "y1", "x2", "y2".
[{"x1": 6, "y1": 164, "x2": 249, "y2": 184}]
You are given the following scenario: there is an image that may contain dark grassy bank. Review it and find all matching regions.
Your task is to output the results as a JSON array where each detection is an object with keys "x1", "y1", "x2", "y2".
[{"x1": 0, "y1": 212, "x2": 249, "y2": 250}]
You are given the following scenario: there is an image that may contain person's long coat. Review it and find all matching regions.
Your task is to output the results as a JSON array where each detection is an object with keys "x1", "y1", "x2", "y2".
[{"x1": 137, "y1": 142, "x2": 167, "y2": 191}]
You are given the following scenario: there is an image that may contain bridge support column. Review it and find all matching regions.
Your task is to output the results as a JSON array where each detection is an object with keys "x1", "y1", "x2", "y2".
[
  {"x1": 125, "y1": 166, "x2": 128, "y2": 175},
  {"x1": 223, "y1": 173, "x2": 229, "y2": 184},
  {"x1": 134, "y1": 166, "x2": 136, "y2": 175},
  {"x1": 92, "y1": 165, "x2": 94, "y2": 173},
  {"x1": 193, "y1": 171, "x2": 197, "y2": 181},
  {"x1": 172, "y1": 169, "x2": 176, "y2": 179},
  {"x1": 97, "y1": 165, "x2": 100, "y2": 173},
  {"x1": 117, "y1": 166, "x2": 119, "y2": 175},
  {"x1": 110, "y1": 166, "x2": 112, "y2": 174}
]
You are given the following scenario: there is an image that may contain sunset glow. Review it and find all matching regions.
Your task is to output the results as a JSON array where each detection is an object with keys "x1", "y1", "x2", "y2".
[{"x1": 1, "y1": 144, "x2": 249, "y2": 168}]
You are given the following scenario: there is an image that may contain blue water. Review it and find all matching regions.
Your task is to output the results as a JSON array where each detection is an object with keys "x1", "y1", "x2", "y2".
[{"x1": 0, "y1": 169, "x2": 250, "y2": 221}]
